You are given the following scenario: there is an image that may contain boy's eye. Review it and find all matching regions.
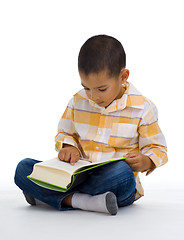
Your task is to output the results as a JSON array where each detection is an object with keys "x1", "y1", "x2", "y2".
[
  {"x1": 83, "y1": 87, "x2": 107, "y2": 92},
  {"x1": 99, "y1": 88, "x2": 107, "y2": 92},
  {"x1": 84, "y1": 88, "x2": 90, "y2": 91}
]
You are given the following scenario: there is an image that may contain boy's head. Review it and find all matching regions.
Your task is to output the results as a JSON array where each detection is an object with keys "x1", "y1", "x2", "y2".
[
  {"x1": 78, "y1": 35, "x2": 129, "y2": 108},
  {"x1": 78, "y1": 35, "x2": 126, "y2": 77}
]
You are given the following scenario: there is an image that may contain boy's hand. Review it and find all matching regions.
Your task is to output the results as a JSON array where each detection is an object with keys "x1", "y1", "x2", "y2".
[
  {"x1": 123, "y1": 152, "x2": 155, "y2": 172},
  {"x1": 58, "y1": 144, "x2": 80, "y2": 166}
]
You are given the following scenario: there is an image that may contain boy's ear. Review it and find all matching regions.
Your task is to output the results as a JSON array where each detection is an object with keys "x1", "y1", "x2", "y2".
[{"x1": 120, "y1": 69, "x2": 130, "y2": 83}]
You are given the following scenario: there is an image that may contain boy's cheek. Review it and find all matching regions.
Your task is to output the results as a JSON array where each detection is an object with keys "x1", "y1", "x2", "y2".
[{"x1": 85, "y1": 91, "x2": 90, "y2": 99}]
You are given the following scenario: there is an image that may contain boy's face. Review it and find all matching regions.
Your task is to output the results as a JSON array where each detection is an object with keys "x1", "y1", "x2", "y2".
[{"x1": 79, "y1": 69, "x2": 129, "y2": 108}]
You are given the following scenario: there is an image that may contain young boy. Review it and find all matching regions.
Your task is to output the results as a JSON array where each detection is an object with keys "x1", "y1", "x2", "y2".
[{"x1": 14, "y1": 35, "x2": 168, "y2": 215}]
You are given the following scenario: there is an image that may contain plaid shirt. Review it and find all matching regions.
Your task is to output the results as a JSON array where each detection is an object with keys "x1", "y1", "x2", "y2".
[{"x1": 55, "y1": 82, "x2": 168, "y2": 200}]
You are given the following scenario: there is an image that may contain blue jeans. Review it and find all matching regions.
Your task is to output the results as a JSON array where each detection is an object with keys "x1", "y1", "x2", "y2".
[{"x1": 14, "y1": 158, "x2": 136, "y2": 211}]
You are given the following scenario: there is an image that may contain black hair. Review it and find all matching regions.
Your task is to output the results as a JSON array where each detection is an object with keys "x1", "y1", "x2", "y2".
[{"x1": 78, "y1": 35, "x2": 126, "y2": 77}]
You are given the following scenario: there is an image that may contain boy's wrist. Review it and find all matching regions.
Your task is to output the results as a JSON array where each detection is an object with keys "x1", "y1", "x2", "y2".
[
  {"x1": 62, "y1": 143, "x2": 73, "y2": 148},
  {"x1": 148, "y1": 157, "x2": 156, "y2": 170},
  {"x1": 143, "y1": 156, "x2": 156, "y2": 173}
]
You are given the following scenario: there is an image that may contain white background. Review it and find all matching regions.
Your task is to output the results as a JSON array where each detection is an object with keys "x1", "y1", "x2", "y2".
[{"x1": 0, "y1": 0, "x2": 184, "y2": 189}]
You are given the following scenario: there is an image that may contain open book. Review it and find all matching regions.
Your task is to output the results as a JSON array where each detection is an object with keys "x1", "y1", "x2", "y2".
[{"x1": 27, "y1": 157, "x2": 126, "y2": 192}]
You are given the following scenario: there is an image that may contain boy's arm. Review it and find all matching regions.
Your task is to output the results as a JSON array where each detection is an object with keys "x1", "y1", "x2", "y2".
[
  {"x1": 126, "y1": 99, "x2": 168, "y2": 175},
  {"x1": 55, "y1": 98, "x2": 83, "y2": 158},
  {"x1": 138, "y1": 100, "x2": 168, "y2": 174}
]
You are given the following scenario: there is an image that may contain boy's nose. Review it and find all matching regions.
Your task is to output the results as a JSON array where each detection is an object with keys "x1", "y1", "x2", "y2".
[{"x1": 90, "y1": 91, "x2": 99, "y2": 101}]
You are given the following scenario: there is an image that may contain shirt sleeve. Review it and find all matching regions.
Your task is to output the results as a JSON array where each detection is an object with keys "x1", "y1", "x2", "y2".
[
  {"x1": 138, "y1": 99, "x2": 168, "y2": 175},
  {"x1": 55, "y1": 98, "x2": 82, "y2": 155}
]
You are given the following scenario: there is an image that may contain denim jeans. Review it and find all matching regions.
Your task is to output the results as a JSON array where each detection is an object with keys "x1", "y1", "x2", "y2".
[{"x1": 14, "y1": 158, "x2": 136, "y2": 211}]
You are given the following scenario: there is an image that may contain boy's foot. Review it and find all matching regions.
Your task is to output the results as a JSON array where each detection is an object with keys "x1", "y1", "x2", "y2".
[
  {"x1": 71, "y1": 191, "x2": 118, "y2": 215},
  {"x1": 23, "y1": 192, "x2": 36, "y2": 206},
  {"x1": 105, "y1": 192, "x2": 118, "y2": 215}
]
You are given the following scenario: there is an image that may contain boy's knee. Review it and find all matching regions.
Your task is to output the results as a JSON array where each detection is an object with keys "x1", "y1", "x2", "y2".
[
  {"x1": 110, "y1": 160, "x2": 134, "y2": 180},
  {"x1": 105, "y1": 161, "x2": 136, "y2": 196},
  {"x1": 91, "y1": 160, "x2": 135, "y2": 188},
  {"x1": 15, "y1": 158, "x2": 32, "y2": 173},
  {"x1": 115, "y1": 161, "x2": 135, "y2": 184},
  {"x1": 111, "y1": 161, "x2": 136, "y2": 204},
  {"x1": 14, "y1": 158, "x2": 38, "y2": 185}
]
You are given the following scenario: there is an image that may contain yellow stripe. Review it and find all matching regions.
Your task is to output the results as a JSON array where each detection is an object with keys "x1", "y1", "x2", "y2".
[
  {"x1": 63, "y1": 108, "x2": 140, "y2": 127},
  {"x1": 127, "y1": 95, "x2": 145, "y2": 107},
  {"x1": 139, "y1": 122, "x2": 161, "y2": 137},
  {"x1": 79, "y1": 140, "x2": 115, "y2": 153},
  {"x1": 62, "y1": 107, "x2": 74, "y2": 119},
  {"x1": 152, "y1": 147, "x2": 167, "y2": 160},
  {"x1": 99, "y1": 115, "x2": 140, "y2": 128}
]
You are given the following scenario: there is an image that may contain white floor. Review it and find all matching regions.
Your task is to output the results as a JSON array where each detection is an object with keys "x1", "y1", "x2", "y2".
[{"x1": 1, "y1": 182, "x2": 184, "y2": 240}]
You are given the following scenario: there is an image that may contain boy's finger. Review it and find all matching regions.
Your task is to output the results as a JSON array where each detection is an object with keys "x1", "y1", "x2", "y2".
[
  {"x1": 123, "y1": 153, "x2": 130, "y2": 158},
  {"x1": 70, "y1": 160, "x2": 75, "y2": 166},
  {"x1": 128, "y1": 163, "x2": 140, "y2": 172},
  {"x1": 70, "y1": 152, "x2": 80, "y2": 165},
  {"x1": 70, "y1": 153, "x2": 77, "y2": 166},
  {"x1": 58, "y1": 151, "x2": 65, "y2": 161},
  {"x1": 64, "y1": 151, "x2": 71, "y2": 162},
  {"x1": 124, "y1": 157, "x2": 137, "y2": 164},
  {"x1": 124, "y1": 153, "x2": 138, "y2": 158}
]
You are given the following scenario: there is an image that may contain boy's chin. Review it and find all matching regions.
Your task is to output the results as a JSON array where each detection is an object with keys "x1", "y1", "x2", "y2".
[
  {"x1": 97, "y1": 101, "x2": 112, "y2": 108},
  {"x1": 96, "y1": 101, "x2": 105, "y2": 106}
]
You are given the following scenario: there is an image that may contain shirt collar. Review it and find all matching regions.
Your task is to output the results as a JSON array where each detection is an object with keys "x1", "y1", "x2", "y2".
[{"x1": 74, "y1": 82, "x2": 145, "y2": 113}]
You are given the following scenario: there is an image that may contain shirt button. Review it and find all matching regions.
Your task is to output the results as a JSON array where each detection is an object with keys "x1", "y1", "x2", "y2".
[{"x1": 98, "y1": 131, "x2": 102, "y2": 135}]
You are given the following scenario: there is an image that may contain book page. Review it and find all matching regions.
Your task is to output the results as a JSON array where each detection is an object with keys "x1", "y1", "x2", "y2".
[
  {"x1": 37, "y1": 157, "x2": 126, "y2": 175},
  {"x1": 37, "y1": 157, "x2": 91, "y2": 175}
]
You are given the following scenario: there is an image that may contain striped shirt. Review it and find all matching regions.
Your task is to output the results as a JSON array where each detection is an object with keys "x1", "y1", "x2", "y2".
[{"x1": 55, "y1": 82, "x2": 168, "y2": 200}]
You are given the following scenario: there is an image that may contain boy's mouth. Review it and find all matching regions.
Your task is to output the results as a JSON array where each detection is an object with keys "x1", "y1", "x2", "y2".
[{"x1": 96, "y1": 101, "x2": 104, "y2": 105}]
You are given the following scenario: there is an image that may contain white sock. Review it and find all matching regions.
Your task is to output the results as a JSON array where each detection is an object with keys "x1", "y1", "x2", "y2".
[{"x1": 71, "y1": 192, "x2": 118, "y2": 215}]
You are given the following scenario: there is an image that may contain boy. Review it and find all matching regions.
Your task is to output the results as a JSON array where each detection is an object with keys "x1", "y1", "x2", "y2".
[{"x1": 14, "y1": 35, "x2": 168, "y2": 215}]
